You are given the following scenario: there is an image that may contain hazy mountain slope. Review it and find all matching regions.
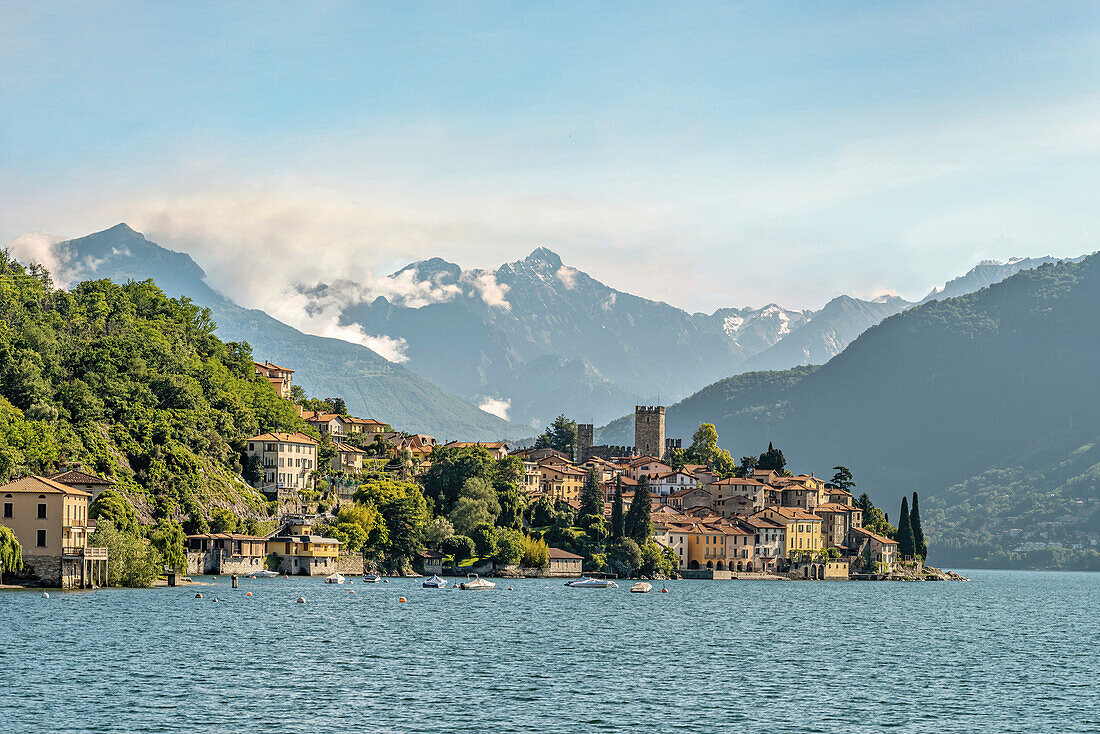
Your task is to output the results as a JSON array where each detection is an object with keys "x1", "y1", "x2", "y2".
[
  {"x1": 920, "y1": 255, "x2": 1090, "y2": 303},
  {"x1": 48, "y1": 224, "x2": 529, "y2": 440},
  {"x1": 739, "y1": 295, "x2": 912, "y2": 372},
  {"x1": 599, "y1": 256, "x2": 1100, "y2": 564}
]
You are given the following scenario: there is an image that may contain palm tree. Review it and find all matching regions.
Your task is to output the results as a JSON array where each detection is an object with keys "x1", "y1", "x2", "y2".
[{"x1": 0, "y1": 527, "x2": 23, "y2": 585}]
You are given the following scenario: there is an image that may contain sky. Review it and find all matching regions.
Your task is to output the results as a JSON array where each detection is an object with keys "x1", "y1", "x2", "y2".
[{"x1": 2, "y1": 1, "x2": 1099, "y2": 314}]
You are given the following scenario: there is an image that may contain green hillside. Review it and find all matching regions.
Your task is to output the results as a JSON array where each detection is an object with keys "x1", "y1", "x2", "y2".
[
  {"x1": 0, "y1": 251, "x2": 305, "y2": 521},
  {"x1": 599, "y1": 256, "x2": 1100, "y2": 568}
]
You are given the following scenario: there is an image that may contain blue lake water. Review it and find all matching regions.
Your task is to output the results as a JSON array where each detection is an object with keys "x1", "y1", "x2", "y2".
[{"x1": 2, "y1": 570, "x2": 1098, "y2": 733}]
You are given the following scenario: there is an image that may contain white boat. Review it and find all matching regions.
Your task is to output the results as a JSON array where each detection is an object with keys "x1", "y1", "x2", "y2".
[
  {"x1": 422, "y1": 575, "x2": 448, "y2": 588},
  {"x1": 324, "y1": 573, "x2": 345, "y2": 585},
  {"x1": 363, "y1": 573, "x2": 381, "y2": 583},
  {"x1": 631, "y1": 582, "x2": 652, "y2": 593},
  {"x1": 568, "y1": 577, "x2": 618, "y2": 589},
  {"x1": 458, "y1": 573, "x2": 496, "y2": 590},
  {"x1": 248, "y1": 570, "x2": 281, "y2": 579}
]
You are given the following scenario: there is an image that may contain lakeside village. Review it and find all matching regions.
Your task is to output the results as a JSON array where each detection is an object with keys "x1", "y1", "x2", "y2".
[{"x1": 0, "y1": 360, "x2": 963, "y2": 591}]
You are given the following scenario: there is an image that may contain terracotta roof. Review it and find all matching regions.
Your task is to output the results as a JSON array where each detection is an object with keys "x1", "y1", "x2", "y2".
[
  {"x1": 852, "y1": 526, "x2": 898, "y2": 546},
  {"x1": 0, "y1": 475, "x2": 92, "y2": 497},
  {"x1": 48, "y1": 469, "x2": 113, "y2": 486},
  {"x1": 711, "y1": 477, "x2": 764, "y2": 486},
  {"x1": 547, "y1": 547, "x2": 584, "y2": 560},
  {"x1": 814, "y1": 502, "x2": 854, "y2": 513},
  {"x1": 248, "y1": 431, "x2": 319, "y2": 445},
  {"x1": 766, "y1": 507, "x2": 821, "y2": 521},
  {"x1": 186, "y1": 532, "x2": 267, "y2": 541},
  {"x1": 254, "y1": 361, "x2": 294, "y2": 373}
]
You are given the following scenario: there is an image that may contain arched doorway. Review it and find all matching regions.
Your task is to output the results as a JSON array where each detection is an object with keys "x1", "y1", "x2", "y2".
[
  {"x1": 688, "y1": 560, "x2": 700, "y2": 570},
  {"x1": 803, "y1": 566, "x2": 811, "y2": 578},
  {"x1": 706, "y1": 561, "x2": 714, "y2": 570},
  {"x1": 746, "y1": 562, "x2": 754, "y2": 572},
  {"x1": 715, "y1": 561, "x2": 725, "y2": 571},
  {"x1": 818, "y1": 564, "x2": 826, "y2": 579}
]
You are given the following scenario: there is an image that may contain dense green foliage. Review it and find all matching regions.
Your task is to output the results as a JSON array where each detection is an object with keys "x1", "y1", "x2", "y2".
[
  {"x1": 0, "y1": 252, "x2": 306, "y2": 521},
  {"x1": 896, "y1": 497, "x2": 915, "y2": 558},
  {"x1": 0, "y1": 526, "x2": 23, "y2": 582},
  {"x1": 624, "y1": 475, "x2": 652, "y2": 544},
  {"x1": 534, "y1": 414, "x2": 578, "y2": 459},
  {"x1": 610, "y1": 477, "x2": 624, "y2": 540},
  {"x1": 910, "y1": 493, "x2": 926, "y2": 561},
  {"x1": 90, "y1": 519, "x2": 162, "y2": 587}
]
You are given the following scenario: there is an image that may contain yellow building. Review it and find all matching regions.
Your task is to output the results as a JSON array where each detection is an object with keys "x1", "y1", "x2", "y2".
[
  {"x1": 536, "y1": 461, "x2": 586, "y2": 503},
  {"x1": 758, "y1": 507, "x2": 823, "y2": 558},
  {"x1": 265, "y1": 522, "x2": 341, "y2": 576},
  {"x1": 0, "y1": 475, "x2": 108, "y2": 588}
]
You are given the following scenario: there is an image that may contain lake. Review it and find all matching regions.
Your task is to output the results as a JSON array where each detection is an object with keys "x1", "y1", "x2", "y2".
[{"x1": 1, "y1": 570, "x2": 1097, "y2": 733}]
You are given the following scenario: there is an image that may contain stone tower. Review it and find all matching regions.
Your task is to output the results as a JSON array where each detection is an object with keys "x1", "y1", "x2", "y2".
[
  {"x1": 634, "y1": 406, "x2": 665, "y2": 458},
  {"x1": 577, "y1": 423, "x2": 594, "y2": 462}
]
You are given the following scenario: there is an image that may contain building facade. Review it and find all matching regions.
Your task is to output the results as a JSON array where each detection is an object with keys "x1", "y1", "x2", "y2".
[
  {"x1": 634, "y1": 406, "x2": 666, "y2": 458},
  {"x1": 245, "y1": 432, "x2": 319, "y2": 497}
]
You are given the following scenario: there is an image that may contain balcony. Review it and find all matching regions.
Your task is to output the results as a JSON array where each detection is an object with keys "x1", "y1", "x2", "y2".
[{"x1": 62, "y1": 546, "x2": 107, "y2": 559}]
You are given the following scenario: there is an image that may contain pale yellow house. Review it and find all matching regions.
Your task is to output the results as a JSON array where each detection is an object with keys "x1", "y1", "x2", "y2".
[
  {"x1": 265, "y1": 521, "x2": 341, "y2": 575},
  {"x1": 757, "y1": 506, "x2": 823, "y2": 559},
  {"x1": 254, "y1": 361, "x2": 294, "y2": 398},
  {"x1": 0, "y1": 475, "x2": 107, "y2": 588},
  {"x1": 245, "y1": 432, "x2": 319, "y2": 497}
]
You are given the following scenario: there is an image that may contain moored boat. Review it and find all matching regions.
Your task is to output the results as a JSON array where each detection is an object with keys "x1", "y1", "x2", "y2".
[
  {"x1": 631, "y1": 582, "x2": 652, "y2": 593},
  {"x1": 324, "y1": 572, "x2": 345, "y2": 585},
  {"x1": 248, "y1": 570, "x2": 281, "y2": 579},
  {"x1": 422, "y1": 575, "x2": 448, "y2": 588},
  {"x1": 458, "y1": 573, "x2": 496, "y2": 590},
  {"x1": 569, "y1": 577, "x2": 618, "y2": 589},
  {"x1": 363, "y1": 573, "x2": 381, "y2": 583}
]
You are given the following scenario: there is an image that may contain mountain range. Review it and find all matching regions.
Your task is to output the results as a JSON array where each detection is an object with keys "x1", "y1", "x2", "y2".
[
  {"x1": 44, "y1": 225, "x2": 530, "y2": 441},
  {"x1": 598, "y1": 255, "x2": 1100, "y2": 567}
]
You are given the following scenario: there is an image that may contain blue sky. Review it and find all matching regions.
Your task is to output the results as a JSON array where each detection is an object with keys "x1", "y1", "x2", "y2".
[{"x1": 2, "y1": 1, "x2": 1099, "y2": 314}]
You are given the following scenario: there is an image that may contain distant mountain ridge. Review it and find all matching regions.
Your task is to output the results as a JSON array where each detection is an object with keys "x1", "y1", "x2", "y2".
[
  {"x1": 326, "y1": 248, "x2": 911, "y2": 427},
  {"x1": 598, "y1": 255, "x2": 1100, "y2": 567},
  {"x1": 40, "y1": 224, "x2": 530, "y2": 441}
]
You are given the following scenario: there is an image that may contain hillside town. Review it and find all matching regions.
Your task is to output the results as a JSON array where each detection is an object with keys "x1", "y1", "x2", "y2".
[{"x1": 0, "y1": 360, "x2": 936, "y2": 589}]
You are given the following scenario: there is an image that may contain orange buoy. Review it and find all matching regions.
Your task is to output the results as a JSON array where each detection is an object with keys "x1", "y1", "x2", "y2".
[
  {"x1": 398, "y1": 597, "x2": 407, "y2": 603},
  {"x1": 661, "y1": 587, "x2": 669, "y2": 593},
  {"x1": 349, "y1": 590, "x2": 355, "y2": 594},
  {"x1": 195, "y1": 593, "x2": 203, "y2": 599},
  {"x1": 246, "y1": 591, "x2": 253, "y2": 597}
]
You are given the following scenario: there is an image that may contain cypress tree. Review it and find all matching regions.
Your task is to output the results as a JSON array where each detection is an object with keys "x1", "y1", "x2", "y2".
[
  {"x1": 625, "y1": 474, "x2": 653, "y2": 543},
  {"x1": 580, "y1": 467, "x2": 603, "y2": 519},
  {"x1": 910, "y1": 492, "x2": 926, "y2": 561},
  {"x1": 896, "y1": 496, "x2": 915, "y2": 558},
  {"x1": 611, "y1": 476, "x2": 625, "y2": 540}
]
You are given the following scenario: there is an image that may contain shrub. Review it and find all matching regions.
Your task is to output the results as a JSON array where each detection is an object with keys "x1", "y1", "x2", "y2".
[
  {"x1": 521, "y1": 535, "x2": 550, "y2": 569},
  {"x1": 470, "y1": 522, "x2": 498, "y2": 557},
  {"x1": 494, "y1": 529, "x2": 525, "y2": 566},
  {"x1": 442, "y1": 534, "x2": 476, "y2": 563}
]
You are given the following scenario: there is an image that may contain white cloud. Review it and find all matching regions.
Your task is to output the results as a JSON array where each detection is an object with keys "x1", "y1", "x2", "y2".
[
  {"x1": 8, "y1": 232, "x2": 68, "y2": 285},
  {"x1": 555, "y1": 265, "x2": 578, "y2": 289},
  {"x1": 461, "y1": 270, "x2": 511, "y2": 310},
  {"x1": 478, "y1": 396, "x2": 510, "y2": 420}
]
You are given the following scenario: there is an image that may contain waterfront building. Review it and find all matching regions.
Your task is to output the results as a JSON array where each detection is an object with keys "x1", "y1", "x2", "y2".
[
  {"x1": 0, "y1": 475, "x2": 107, "y2": 588},
  {"x1": 851, "y1": 527, "x2": 899, "y2": 570},
  {"x1": 265, "y1": 520, "x2": 341, "y2": 576},
  {"x1": 757, "y1": 507, "x2": 823, "y2": 557},
  {"x1": 547, "y1": 547, "x2": 584, "y2": 577},
  {"x1": 245, "y1": 432, "x2": 319, "y2": 497},
  {"x1": 185, "y1": 532, "x2": 267, "y2": 575}
]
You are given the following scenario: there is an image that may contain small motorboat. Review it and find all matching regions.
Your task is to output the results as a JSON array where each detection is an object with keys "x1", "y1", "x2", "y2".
[
  {"x1": 631, "y1": 582, "x2": 652, "y2": 593},
  {"x1": 324, "y1": 573, "x2": 345, "y2": 585},
  {"x1": 422, "y1": 575, "x2": 448, "y2": 588},
  {"x1": 458, "y1": 573, "x2": 496, "y2": 590},
  {"x1": 248, "y1": 570, "x2": 281, "y2": 579},
  {"x1": 363, "y1": 574, "x2": 382, "y2": 583},
  {"x1": 568, "y1": 577, "x2": 618, "y2": 589}
]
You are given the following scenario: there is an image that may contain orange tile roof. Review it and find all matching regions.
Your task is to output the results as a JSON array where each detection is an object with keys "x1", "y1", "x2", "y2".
[{"x1": 247, "y1": 431, "x2": 319, "y2": 445}]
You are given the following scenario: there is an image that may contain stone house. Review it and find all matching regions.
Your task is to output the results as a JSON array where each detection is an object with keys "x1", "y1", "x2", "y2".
[
  {"x1": 546, "y1": 547, "x2": 583, "y2": 577},
  {"x1": 185, "y1": 532, "x2": 268, "y2": 575},
  {"x1": 265, "y1": 521, "x2": 340, "y2": 575}
]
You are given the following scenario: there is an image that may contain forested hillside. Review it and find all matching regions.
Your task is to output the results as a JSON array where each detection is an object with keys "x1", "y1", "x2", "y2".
[
  {"x1": 0, "y1": 251, "x2": 304, "y2": 521},
  {"x1": 599, "y1": 256, "x2": 1100, "y2": 567}
]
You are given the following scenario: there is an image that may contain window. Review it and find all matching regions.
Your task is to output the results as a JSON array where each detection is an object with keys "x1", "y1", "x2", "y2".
[
  {"x1": 36, "y1": 529, "x2": 47, "y2": 547},
  {"x1": 3, "y1": 503, "x2": 11, "y2": 518},
  {"x1": 248, "y1": 442, "x2": 255, "y2": 451},
  {"x1": 37, "y1": 503, "x2": 47, "y2": 519}
]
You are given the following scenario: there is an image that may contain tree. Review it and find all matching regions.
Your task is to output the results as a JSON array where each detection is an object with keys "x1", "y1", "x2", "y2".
[
  {"x1": 148, "y1": 519, "x2": 186, "y2": 573},
  {"x1": 831, "y1": 466, "x2": 855, "y2": 491},
  {"x1": 688, "y1": 423, "x2": 720, "y2": 465},
  {"x1": 580, "y1": 468, "x2": 603, "y2": 519},
  {"x1": 89, "y1": 519, "x2": 162, "y2": 588},
  {"x1": 534, "y1": 414, "x2": 578, "y2": 459},
  {"x1": 756, "y1": 442, "x2": 787, "y2": 473},
  {"x1": 89, "y1": 488, "x2": 138, "y2": 536},
  {"x1": 0, "y1": 526, "x2": 23, "y2": 583},
  {"x1": 420, "y1": 445, "x2": 495, "y2": 514},
  {"x1": 240, "y1": 517, "x2": 260, "y2": 536},
  {"x1": 493, "y1": 529, "x2": 525, "y2": 566},
  {"x1": 317, "y1": 433, "x2": 337, "y2": 470},
  {"x1": 424, "y1": 517, "x2": 454, "y2": 550},
  {"x1": 665, "y1": 447, "x2": 687, "y2": 471},
  {"x1": 896, "y1": 496, "x2": 915, "y2": 558},
  {"x1": 496, "y1": 486, "x2": 527, "y2": 530},
  {"x1": 449, "y1": 497, "x2": 494, "y2": 536},
  {"x1": 209, "y1": 508, "x2": 238, "y2": 534},
  {"x1": 624, "y1": 474, "x2": 652, "y2": 543},
  {"x1": 855, "y1": 493, "x2": 894, "y2": 537},
  {"x1": 521, "y1": 535, "x2": 550, "y2": 569},
  {"x1": 734, "y1": 455, "x2": 757, "y2": 478},
  {"x1": 470, "y1": 523, "x2": 499, "y2": 557},
  {"x1": 610, "y1": 476, "x2": 625, "y2": 540},
  {"x1": 353, "y1": 478, "x2": 430, "y2": 566},
  {"x1": 442, "y1": 534, "x2": 475, "y2": 563},
  {"x1": 325, "y1": 397, "x2": 348, "y2": 415},
  {"x1": 527, "y1": 495, "x2": 556, "y2": 528},
  {"x1": 911, "y1": 492, "x2": 927, "y2": 561},
  {"x1": 607, "y1": 538, "x2": 642, "y2": 576},
  {"x1": 183, "y1": 510, "x2": 209, "y2": 535}
]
